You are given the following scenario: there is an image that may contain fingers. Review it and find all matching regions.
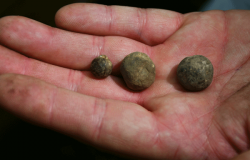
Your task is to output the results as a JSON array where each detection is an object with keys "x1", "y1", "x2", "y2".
[
  {"x1": 0, "y1": 74, "x2": 159, "y2": 158},
  {"x1": 55, "y1": 3, "x2": 184, "y2": 45},
  {"x1": 0, "y1": 16, "x2": 151, "y2": 73},
  {"x1": 0, "y1": 45, "x2": 140, "y2": 103}
]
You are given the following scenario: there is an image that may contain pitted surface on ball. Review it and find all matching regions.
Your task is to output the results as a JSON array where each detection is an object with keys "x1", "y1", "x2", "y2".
[
  {"x1": 90, "y1": 55, "x2": 112, "y2": 78},
  {"x1": 120, "y1": 52, "x2": 155, "y2": 91},
  {"x1": 177, "y1": 55, "x2": 213, "y2": 91}
]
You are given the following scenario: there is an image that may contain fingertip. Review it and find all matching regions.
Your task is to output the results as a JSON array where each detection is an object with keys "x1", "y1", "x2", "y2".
[
  {"x1": 0, "y1": 15, "x2": 17, "y2": 23},
  {"x1": 0, "y1": 74, "x2": 15, "y2": 88},
  {"x1": 0, "y1": 74, "x2": 56, "y2": 125},
  {"x1": 0, "y1": 73, "x2": 43, "y2": 97},
  {"x1": 55, "y1": 3, "x2": 102, "y2": 31},
  {"x1": 0, "y1": 15, "x2": 32, "y2": 31},
  {"x1": 0, "y1": 15, "x2": 53, "y2": 53},
  {"x1": 0, "y1": 73, "x2": 25, "y2": 85},
  {"x1": 0, "y1": 16, "x2": 19, "y2": 41},
  {"x1": 55, "y1": 3, "x2": 73, "y2": 28},
  {"x1": 0, "y1": 74, "x2": 31, "y2": 108}
]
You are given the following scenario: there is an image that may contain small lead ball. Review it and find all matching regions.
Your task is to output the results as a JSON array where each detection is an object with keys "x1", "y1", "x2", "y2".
[
  {"x1": 177, "y1": 55, "x2": 213, "y2": 91},
  {"x1": 90, "y1": 55, "x2": 113, "y2": 78}
]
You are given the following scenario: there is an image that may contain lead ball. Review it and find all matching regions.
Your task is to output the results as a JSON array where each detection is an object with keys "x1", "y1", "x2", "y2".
[
  {"x1": 177, "y1": 55, "x2": 213, "y2": 91},
  {"x1": 120, "y1": 52, "x2": 155, "y2": 91},
  {"x1": 90, "y1": 55, "x2": 113, "y2": 78}
]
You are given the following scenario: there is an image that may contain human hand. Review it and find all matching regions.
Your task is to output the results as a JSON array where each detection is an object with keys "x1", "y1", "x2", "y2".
[{"x1": 0, "y1": 3, "x2": 249, "y2": 160}]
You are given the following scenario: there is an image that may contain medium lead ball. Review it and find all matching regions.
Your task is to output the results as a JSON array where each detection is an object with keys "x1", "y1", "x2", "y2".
[
  {"x1": 90, "y1": 55, "x2": 112, "y2": 78},
  {"x1": 120, "y1": 52, "x2": 155, "y2": 91},
  {"x1": 177, "y1": 55, "x2": 213, "y2": 91}
]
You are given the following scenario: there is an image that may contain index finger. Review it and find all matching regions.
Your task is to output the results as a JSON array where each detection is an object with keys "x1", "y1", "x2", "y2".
[{"x1": 55, "y1": 3, "x2": 184, "y2": 46}]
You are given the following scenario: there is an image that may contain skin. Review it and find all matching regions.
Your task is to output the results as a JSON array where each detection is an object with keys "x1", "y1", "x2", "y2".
[{"x1": 0, "y1": 3, "x2": 249, "y2": 160}]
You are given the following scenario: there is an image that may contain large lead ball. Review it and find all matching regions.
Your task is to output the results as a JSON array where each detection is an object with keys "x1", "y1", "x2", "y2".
[
  {"x1": 120, "y1": 52, "x2": 155, "y2": 91},
  {"x1": 90, "y1": 55, "x2": 112, "y2": 78},
  {"x1": 177, "y1": 55, "x2": 213, "y2": 91}
]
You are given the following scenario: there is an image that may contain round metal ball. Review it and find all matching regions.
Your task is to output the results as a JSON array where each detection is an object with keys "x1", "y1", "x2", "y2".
[
  {"x1": 120, "y1": 52, "x2": 155, "y2": 91},
  {"x1": 90, "y1": 55, "x2": 112, "y2": 78},
  {"x1": 177, "y1": 55, "x2": 213, "y2": 91}
]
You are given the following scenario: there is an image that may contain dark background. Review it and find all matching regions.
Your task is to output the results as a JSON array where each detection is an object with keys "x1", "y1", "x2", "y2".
[
  {"x1": 0, "y1": 0, "x2": 208, "y2": 27},
  {"x1": 0, "y1": 0, "x2": 207, "y2": 159}
]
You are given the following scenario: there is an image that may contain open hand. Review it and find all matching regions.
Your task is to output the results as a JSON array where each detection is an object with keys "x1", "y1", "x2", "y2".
[{"x1": 0, "y1": 3, "x2": 250, "y2": 160}]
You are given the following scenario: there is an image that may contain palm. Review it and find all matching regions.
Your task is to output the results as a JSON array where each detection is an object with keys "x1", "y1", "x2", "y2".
[{"x1": 0, "y1": 3, "x2": 249, "y2": 160}]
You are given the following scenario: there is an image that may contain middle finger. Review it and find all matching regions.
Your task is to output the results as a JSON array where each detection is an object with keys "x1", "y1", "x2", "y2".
[
  {"x1": 0, "y1": 16, "x2": 153, "y2": 74},
  {"x1": 0, "y1": 45, "x2": 142, "y2": 103}
]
